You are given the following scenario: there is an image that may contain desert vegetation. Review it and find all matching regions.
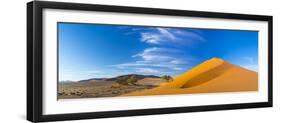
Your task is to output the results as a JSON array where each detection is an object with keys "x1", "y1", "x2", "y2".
[
  {"x1": 115, "y1": 75, "x2": 138, "y2": 85},
  {"x1": 161, "y1": 75, "x2": 173, "y2": 82},
  {"x1": 59, "y1": 58, "x2": 258, "y2": 99},
  {"x1": 58, "y1": 74, "x2": 167, "y2": 99}
]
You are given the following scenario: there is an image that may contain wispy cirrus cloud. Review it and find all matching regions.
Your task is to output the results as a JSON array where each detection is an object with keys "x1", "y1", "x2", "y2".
[
  {"x1": 112, "y1": 47, "x2": 193, "y2": 74},
  {"x1": 118, "y1": 26, "x2": 206, "y2": 45},
  {"x1": 135, "y1": 68, "x2": 160, "y2": 74},
  {"x1": 239, "y1": 56, "x2": 258, "y2": 72},
  {"x1": 140, "y1": 27, "x2": 205, "y2": 45},
  {"x1": 132, "y1": 47, "x2": 178, "y2": 62},
  {"x1": 86, "y1": 70, "x2": 104, "y2": 74},
  {"x1": 241, "y1": 64, "x2": 258, "y2": 72},
  {"x1": 113, "y1": 26, "x2": 203, "y2": 75},
  {"x1": 241, "y1": 57, "x2": 254, "y2": 64}
]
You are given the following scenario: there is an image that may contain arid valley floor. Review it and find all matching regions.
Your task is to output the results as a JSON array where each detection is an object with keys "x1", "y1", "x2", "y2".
[{"x1": 58, "y1": 58, "x2": 258, "y2": 99}]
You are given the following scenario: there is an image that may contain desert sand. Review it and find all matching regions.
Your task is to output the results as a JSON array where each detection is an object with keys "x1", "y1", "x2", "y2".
[
  {"x1": 58, "y1": 75, "x2": 167, "y2": 99},
  {"x1": 58, "y1": 58, "x2": 258, "y2": 99},
  {"x1": 124, "y1": 58, "x2": 258, "y2": 96}
]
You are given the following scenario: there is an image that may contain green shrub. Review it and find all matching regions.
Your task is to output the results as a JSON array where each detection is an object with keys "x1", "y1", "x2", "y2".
[
  {"x1": 116, "y1": 76, "x2": 138, "y2": 85},
  {"x1": 126, "y1": 77, "x2": 138, "y2": 85},
  {"x1": 116, "y1": 77, "x2": 128, "y2": 85},
  {"x1": 161, "y1": 75, "x2": 173, "y2": 82}
]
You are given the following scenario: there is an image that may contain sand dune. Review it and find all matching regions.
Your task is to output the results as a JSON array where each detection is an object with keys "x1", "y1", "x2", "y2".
[{"x1": 124, "y1": 58, "x2": 258, "y2": 96}]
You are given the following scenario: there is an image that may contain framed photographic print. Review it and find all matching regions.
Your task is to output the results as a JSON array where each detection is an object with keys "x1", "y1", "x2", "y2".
[{"x1": 27, "y1": 1, "x2": 273, "y2": 122}]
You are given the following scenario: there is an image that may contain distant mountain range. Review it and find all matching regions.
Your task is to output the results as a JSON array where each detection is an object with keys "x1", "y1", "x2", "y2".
[
  {"x1": 106, "y1": 74, "x2": 160, "y2": 81},
  {"x1": 78, "y1": 78, "x2": 106, "y2": 83},
  {"x1": 72, "y1": 74, "x2": 161, "y2": 83},
  {"x1": 59, "y1": 80, "x2": 74, "y2": 83}
]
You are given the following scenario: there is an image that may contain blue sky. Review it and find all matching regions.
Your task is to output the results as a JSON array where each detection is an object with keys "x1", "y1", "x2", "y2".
[{"x1": 58, "y1": 23, "x2": 258, "y2": 81}]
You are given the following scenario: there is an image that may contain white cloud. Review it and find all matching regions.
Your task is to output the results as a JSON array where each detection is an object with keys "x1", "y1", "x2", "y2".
[
  {"x1": 133, "y1": 47, "x2": 179, "y2": 62},
  {"x1": 136, "y1": 68, "x2": 160, "y2": 74},
  {"x1": 241, "y1": 64, "x2": 258, "y2": 72},
  {"x1": 114, "y1": 47, "x2": 178, "y2": 68},
  {"x1": 140, "y1": 32, "x2": 162, "y2": 44},
  {"x1": 172, "y1": 29, "x2": 206, "y2": 42},
  {"x1": 156, "y1": 28, "x2": 176, "y2": 40},
  {"x1": 112, "y1": 47, "x2": 192, "y2": 72},
  {"x1": 111, "y1": 27, "x2": 203, "y2": 74},
  {"x1": 140, "y1": 28, "x2": 176, "y2": 44},
  {"x1": 170, "y1": 60, "x2": 184, "y2": 64},
  {"x1": 241, "y1": 57, "x2": 254, "y2": 64},
  {"x1": 86, "y1": 70, "x2": 104, "y2": 74},
  {"x1": 239, "y1": 57, "x2": 258, "y2": 72},
  {"x1": 172, "y1": 67, "x2": 184, "y2": 70},
  {"x1": 113, "y1": 63, "x2": 147, "y2": 69},
  {"x1": 140, "y1": 27, "x2": 205, "y2": 45}
]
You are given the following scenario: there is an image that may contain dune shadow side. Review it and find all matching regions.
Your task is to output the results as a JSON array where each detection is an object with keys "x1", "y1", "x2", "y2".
[{"x1": 181, "y1": 62, "x2": 233, "y2": 88}]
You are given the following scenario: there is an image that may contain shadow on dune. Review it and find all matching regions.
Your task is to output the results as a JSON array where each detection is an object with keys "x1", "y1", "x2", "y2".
[
  {"x1": 123, "y1": 58, "x2": 258, "y2": 96},
  {"x1": 181, "y1": 62, "x2": 233, "y2": 88}
]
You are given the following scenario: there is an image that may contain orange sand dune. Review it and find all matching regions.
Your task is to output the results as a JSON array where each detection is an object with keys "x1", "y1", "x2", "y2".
[{"x1": 124, "y1": 58, "x2": 258, "y2": 96}]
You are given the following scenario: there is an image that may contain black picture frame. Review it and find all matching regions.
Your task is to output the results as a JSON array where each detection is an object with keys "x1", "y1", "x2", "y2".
[{"x1": 27, "y1": 1, "x2": 273, "y2": 122}]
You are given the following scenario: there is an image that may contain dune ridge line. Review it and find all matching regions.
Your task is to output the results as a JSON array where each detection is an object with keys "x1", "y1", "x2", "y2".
[{"x1": 124, "y1": 57, "x2": 258, "y2": 96}]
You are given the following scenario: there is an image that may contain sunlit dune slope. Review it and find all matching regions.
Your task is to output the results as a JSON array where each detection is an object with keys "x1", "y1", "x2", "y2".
[{"x1": 124, "y1": 58, "x2": 258, "y2": 96}]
